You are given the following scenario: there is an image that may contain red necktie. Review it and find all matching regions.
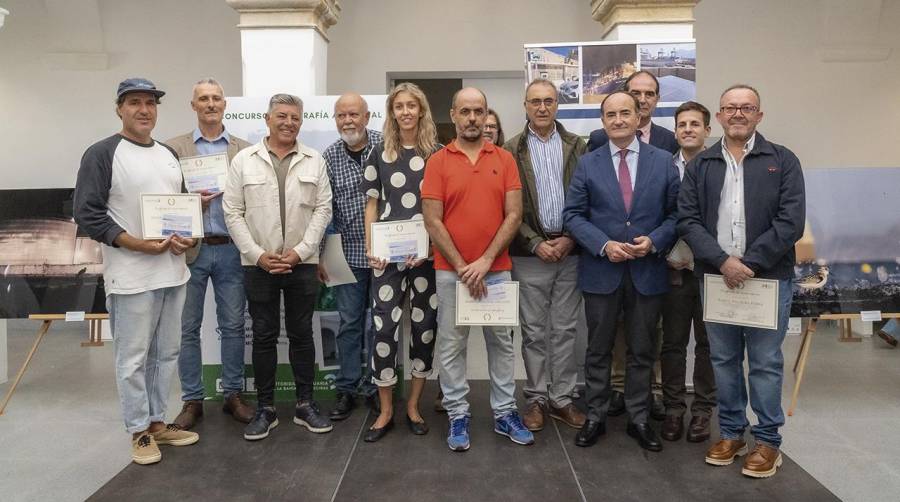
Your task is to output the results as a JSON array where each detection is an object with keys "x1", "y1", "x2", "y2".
[{"x1": 618, "y1": 149, "x2": 633, "y2": 213}]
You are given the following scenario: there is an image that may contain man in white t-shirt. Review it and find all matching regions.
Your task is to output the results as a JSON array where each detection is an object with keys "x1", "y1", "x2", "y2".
[{"x1": 74, "y1": 78, "x2": 200, "y2": 465}]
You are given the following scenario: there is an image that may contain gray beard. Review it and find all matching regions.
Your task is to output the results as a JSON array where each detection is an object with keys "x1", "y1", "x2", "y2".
[{"x1": 340, "y1": 129, "x2": 365, "y2": 147}]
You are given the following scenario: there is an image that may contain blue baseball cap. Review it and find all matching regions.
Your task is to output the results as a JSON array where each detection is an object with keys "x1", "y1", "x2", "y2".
[{"x1": 116, "y1": 78, "x2": 165, "y2": 100}]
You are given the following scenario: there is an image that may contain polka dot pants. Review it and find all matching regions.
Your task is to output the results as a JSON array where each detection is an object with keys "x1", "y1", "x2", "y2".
[{"x1": 370, "y1": 261, "x2": 438, "y2": 386}]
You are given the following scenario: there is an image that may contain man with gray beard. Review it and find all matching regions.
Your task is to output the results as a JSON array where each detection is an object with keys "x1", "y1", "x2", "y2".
[{"x1": 320, "y1": 93, "x2": 384, "y2": 420}]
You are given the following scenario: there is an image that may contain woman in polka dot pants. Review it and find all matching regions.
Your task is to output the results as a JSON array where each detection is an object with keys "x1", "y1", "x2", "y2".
[{"x1": 359, "y1": 82, "x2": 442, "y2": 442}]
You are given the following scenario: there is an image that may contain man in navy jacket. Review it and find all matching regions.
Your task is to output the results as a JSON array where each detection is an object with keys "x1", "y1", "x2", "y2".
[
  {"x1": 564, "y1": 91, "x2": 679, "y2": 452},
  {"x1": 586, "y1": 71, "x2": 679, "y2": 155},
  {"x1": 677, "y1": 84, "x2": 805, "y2": 478}
]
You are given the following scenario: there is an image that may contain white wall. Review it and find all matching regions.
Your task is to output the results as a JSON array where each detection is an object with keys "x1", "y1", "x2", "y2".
[
  {"x1": 694, "y1": 0, "x2": 900, "y2": 168},
  {"x1": 0, "y1": 0, "x2": 242, "y2": 188}
]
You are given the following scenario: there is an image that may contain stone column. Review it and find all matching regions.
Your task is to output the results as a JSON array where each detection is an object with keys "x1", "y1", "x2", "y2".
[
  {"x1": 226, "y1": 0, "x2": 341, "y2": 96},
  {"x1": 590, "y1": 0, "x2": 699, "y2": 40}
]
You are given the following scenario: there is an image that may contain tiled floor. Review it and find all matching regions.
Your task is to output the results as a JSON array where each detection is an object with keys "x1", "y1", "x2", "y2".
[{"x1": 1, "y1": 319, "x2": 898, "y2": 501}]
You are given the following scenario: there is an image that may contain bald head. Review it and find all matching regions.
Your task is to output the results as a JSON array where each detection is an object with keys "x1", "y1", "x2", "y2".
[
  {"x1": 334, "y1": 92, "x2": 371, "y2": 150},
  {"x1": 450, "y1": 87, "x2": 488, "y2": 144},
  {"x1": 451, "y1": 87, "x2": 488, "y2": 110}
]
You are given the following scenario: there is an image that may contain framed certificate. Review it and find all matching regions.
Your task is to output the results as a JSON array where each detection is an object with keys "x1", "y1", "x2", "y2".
[
  {"x1": 140, "y1": 193, "x2": 204, "y2": 239},
  {"x1": 456, "y1": 280, "x2": 519, "y2": 327},
  {"x1": 370, "y1": 219, "x2": 429, "y2": 262},
  {"x1": 179, "y1": 153, "x2": 228, "y2": 193},
  {"x1": 703, "y1": 274, "x2": 779, "y2": 330}
]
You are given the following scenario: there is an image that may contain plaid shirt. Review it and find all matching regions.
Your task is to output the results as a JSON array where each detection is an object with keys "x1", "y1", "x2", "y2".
[{"x1": 322, "y1": 129, "x2": 384, "y2": 268}]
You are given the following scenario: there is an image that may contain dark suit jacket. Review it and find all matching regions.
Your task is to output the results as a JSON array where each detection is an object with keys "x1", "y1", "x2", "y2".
[
  {"x1": 563, "y1": 141, "x2": 680, "y2": 295},
  {"x1": 676, "y1": 132, "x2": 805, "y2": 280},
  {"x1": 164, "y1": 131, "x2": 251, "y2": 264},
  {"x1": 587, "y1": 122, "x2": 679, "y2": 155}
]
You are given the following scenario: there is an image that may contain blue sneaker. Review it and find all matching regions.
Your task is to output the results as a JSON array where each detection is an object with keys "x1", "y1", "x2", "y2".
[
  {"x1": 495, "y1": 411, "x2": 535, "y2": 445},
  {"x1": 447, "y1": 416, "x2": 471, "y2": 452}
]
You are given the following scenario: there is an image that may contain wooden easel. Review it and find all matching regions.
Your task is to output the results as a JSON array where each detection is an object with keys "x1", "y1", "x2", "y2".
[
  {"x1": 0, "y1": 313, "x2": 109, "y2": 416},
  {"x1": 789, "y1": 312, "x2": 900, "y2": 416}
]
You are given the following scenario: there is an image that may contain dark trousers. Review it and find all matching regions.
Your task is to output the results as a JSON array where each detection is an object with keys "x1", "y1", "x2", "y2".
[
  {"x1": 660, "y1": 269, "x2": 716, "y2": 418},
  {"x1": 583, "y1": 270, "x2": 663, "y2": 424},
  {"x1": 244, "y1": 265, "x2": 319, "y2": 407}
]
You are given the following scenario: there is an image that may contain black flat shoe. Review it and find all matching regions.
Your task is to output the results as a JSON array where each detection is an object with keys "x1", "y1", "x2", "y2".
[
  {"x1": 364, "y1": 420, "x2": 394, "y2": 442},
  {"x1": 406, "y1": 415, "x2": 429, "y2": 435},
  {"x1": 574, "y1": 420, "x2": 606, "y2": 447},
  {"x1": 627, "y1": 422, "x2": 663, "y2": 452}
]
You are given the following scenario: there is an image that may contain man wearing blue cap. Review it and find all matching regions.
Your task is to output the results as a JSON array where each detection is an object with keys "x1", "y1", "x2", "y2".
[{"x1": 75, "y1": 78, "x2": 200, "y2": 465}]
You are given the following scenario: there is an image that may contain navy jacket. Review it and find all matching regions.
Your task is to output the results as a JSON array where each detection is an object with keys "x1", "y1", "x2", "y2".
[
  {"x1": 587, "y1": 122, "x2": 679, "y2": 155},
  {"x1": 676, "y1": 132, "x2": 805, "y2": 280},
  {"x1": 563, "y1": 142, "x2": 680, "y2": 295}
]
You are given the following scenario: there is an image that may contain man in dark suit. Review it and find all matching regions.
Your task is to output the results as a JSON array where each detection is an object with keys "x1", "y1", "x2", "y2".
[
  {"x1": 586, "y1": 71, "x2": 677, "y2": 419},
  {"x1": 586, "y1": 71, "x2": 679, "y2": 155},
  {"x1": 678, "y1": 84, "x2": 804, "y2": 478},
  {"x1": 564, "y1": 91, "x2": 680, "y2": 452}
]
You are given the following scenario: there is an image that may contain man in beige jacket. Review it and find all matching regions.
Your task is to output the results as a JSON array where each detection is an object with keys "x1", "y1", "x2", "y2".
[{"x1": 224, "y1": 93, "x2": 333, "y2": 441}]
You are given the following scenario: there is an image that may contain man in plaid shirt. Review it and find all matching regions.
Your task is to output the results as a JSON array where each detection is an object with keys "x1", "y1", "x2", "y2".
[{"x1": 319, "y1": 93, "x2": 384, "y2": 420}]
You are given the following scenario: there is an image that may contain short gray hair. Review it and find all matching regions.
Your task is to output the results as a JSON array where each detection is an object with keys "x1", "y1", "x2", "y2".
[
  {"x1": 193, "y1": 77, "x2": 224, "y2": 95},
  {"x1": 720, "y1": 84, "x2": 761, "y2": 107},
  {"x1": 525, "y1": 78, "x2": 558, "y2": 98},
  {"x1": 267, "y1": 93, "x2": 303, "y2": 114}
]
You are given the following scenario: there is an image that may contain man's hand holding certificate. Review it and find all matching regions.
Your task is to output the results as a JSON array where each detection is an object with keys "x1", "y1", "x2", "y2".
[
  {"x1": 703, "y1": 274, "x2": 780, "y2": 330},
  {"x1": 370, "y1": 219, "x2": 429, "y2": 263},
  {"x1": 456, "y1": 277, "x2": 519, "y2": 326},
  {"x1": 140, "y1": 193, "x2": 204, "y2": 240}
]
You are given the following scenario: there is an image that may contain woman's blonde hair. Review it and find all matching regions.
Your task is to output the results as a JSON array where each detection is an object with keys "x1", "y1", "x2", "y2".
[{"x1": 382, "y1": 82, "x2": 438, "y2": 162}]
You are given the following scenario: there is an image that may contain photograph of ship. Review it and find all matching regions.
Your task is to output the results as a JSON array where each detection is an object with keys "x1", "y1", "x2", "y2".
[
  {"x1": 525, "y1": 45, "x2": 581, "y2": 104},
  {"x1": 0, "y1": 189, "x2": 105, "y2": 318},
  {"x1": 581, "y1": 43, "x2": 637, "y2": 104},
  {"x1": 638, "y1": 43, "x2": 696, "y2": 102},
  {"x1": 791, "y1": 167, "x2": 900, "y2": 317}
]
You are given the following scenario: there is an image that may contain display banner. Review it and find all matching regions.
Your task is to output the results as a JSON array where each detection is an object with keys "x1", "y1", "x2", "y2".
[
  {"x1": 200, "y1": 94, "x2": 387, "y2": 401},
  {"x1": 524, "y1": 40, "x2": 696, "y2": 136}
]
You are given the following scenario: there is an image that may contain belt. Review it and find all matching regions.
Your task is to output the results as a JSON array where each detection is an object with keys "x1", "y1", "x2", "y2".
[
  {"x1": 546, "y1": 232, "x2": 565, "y2": 239},
  {"x1": 201, "y1": 236, "x2": 232, "y2": 245}
]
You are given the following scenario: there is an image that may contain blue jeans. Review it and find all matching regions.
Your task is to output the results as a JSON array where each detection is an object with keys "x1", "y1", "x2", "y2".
[
  {"x1": 107, "y1": 285, "x2": 186, "y2": 433},
  {"x1": 705, "y1": 278, "x2": 792, "y2": 448},
  {"x1": 436, "y1": 270, "x2": 517, "y2": 419},
  {"x1": 333, "y1": 266, "x2": 376, "y2": 396},
  {"x1": 178, "y1": 242, "x2": 246, "y2": 400}
]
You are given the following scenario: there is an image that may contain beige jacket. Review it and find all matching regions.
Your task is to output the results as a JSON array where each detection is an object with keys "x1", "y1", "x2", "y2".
[
  {"x1": 164, "y1": 130, "x2": 251, "y2": 264},
  {"x1": 223, "y1": 138, "x2": 332, "y2": 266}
]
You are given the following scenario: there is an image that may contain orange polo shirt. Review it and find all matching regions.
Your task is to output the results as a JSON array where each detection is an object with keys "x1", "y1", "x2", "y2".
[{"x1": 421, "y1": 140, "x2": 522, "y2": 272}]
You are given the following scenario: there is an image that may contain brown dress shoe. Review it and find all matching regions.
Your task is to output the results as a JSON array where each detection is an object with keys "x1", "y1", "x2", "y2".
[
  {"x1": 173, "y1": 400, "x2": 204, "y2": 430},
  {"x1": 550, "y1": 403, "x2": 586, "y2": 429},
  {"x1": 742, "y1": 444, "x2": 783, "y2": 478},
  {"x1": 686, "y1": 415, "x2": 711, "y2": 442},
  {"x1": 223, "y1": 393, "x2": 255, "y2": 423},
  {"x1": 661, "y1": 415, "x2": 684, "y2": 441},
  {"x1": 522, "y1": 401, "x2": 545, "y2": 431},
  {"x1": 705, "y1": 439, "x2": 748, "y2": 466}
]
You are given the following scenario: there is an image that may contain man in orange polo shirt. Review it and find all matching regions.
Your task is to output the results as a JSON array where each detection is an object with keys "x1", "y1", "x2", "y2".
[{"x1": 422, "y1": 87, "x2": 531, "y2": 452}]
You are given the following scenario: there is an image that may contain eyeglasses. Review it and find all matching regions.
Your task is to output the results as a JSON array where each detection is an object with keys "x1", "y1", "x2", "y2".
[
  {"x1": 720, "y1": 105, "x2": 759, "y2": 116},
  {"x1": 526, "y1": 98, "x2": 556, "y2": 108},
  {"x1": 483, "y1": 124, "x2": 499, "y2": 130}
]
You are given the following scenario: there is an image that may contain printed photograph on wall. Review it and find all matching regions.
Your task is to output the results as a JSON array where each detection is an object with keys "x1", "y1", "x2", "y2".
[
  {"x1": 0, "y1": 189, "x2": 105, "y2": 318},
  {"x1": 580, "y1": 43, "x2": 637, "y2": 104},
  {"x1": 792, "y1": 167, "x2": 900, "y2": 316},
  {"x1": 637, "y1": 42, "x2": 696, "y2": 103},
  {"x1": 525, "y1": 45, "x2": 581, "y2": 104}
]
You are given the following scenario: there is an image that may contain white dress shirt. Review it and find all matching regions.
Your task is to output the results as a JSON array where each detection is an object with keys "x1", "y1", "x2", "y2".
[
  {"x1": 716, "y1": 134, "x2": 755, "y2": 258},
  {"x1": 609, "y1": 136, "x2": 640, "y2": 190}
]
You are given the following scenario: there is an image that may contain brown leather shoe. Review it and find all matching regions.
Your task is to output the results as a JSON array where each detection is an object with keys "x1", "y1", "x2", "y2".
[
  {"x1": 686, "y1": 415, "x2": 711, "y2": 443},
  {"x1": 661, "y1": 415, "x2": 684, "y2": 441},
  {"x1": 705, "y1": 439, "x2": 748, "y2": 466},
  {"x1": 522, "y1": 401, "x2": 545, "y2": 431},
  {"x1": 223, "y1": 393, "x2": 255, "y2": 424},
  {"x1": 173, "y1": 400, "x2": 203, "y2": 430},
  {"x1": 550, "y1": 403, "x2": 586, "y2": 429},
  {"x1": 742, "y1": 444, "x2": 783, "y2": 478}
]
